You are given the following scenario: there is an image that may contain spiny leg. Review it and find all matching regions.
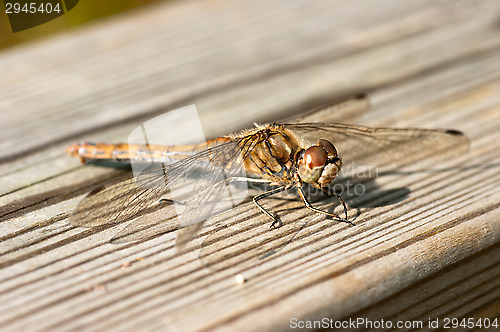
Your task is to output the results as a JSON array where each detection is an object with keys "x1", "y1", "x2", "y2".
[
  {"x1": 319, "y1": 187, "x2": 349, "y2": 222},
  {"x1": 298, "y1": 186, "x2": 352, "y2": 225},
  {"x1": 252, "y1": 186, "x2": 287, "y2": 228}
]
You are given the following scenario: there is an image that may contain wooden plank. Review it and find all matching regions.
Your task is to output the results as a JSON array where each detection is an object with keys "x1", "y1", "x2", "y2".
[{"x1": 0, "y1": 0, "x2": 499, "y2": 331}]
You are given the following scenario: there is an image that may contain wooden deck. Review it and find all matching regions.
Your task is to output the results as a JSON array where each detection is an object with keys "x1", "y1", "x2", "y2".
[{"x1": 1, "y1": 0, "x2": 500, "y2": 331}]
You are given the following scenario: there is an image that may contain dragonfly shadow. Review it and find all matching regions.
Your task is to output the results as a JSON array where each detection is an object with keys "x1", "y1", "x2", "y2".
[
  {"x1": 109, "y1": 200, "x2": 179, "y2": 244},
  {"x1": 328, "y1": 174, "x2": 411, "y2": 209}
]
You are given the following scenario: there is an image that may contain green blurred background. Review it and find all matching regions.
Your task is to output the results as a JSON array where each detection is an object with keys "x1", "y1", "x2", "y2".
[{"x1": 0, "y1": 0, "x2": 164, "y2": 49}]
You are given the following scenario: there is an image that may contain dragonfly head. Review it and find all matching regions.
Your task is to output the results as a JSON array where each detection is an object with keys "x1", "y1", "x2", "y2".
[{"x1": 297, "y1": 139, "x2": 342, "y2": 187}]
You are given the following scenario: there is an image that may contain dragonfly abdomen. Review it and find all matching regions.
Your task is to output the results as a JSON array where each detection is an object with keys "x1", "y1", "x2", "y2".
[{"x1": 66, "y1": 137, "x2": 233, "y2": 165}]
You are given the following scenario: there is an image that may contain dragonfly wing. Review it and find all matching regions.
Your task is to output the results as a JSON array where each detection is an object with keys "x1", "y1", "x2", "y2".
[{"x1": 285, "y1": 123, "x2": 470, "y2": 172}]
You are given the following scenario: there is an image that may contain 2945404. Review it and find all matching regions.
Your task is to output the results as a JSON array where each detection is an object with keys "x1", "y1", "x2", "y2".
[
  {"x1": 5, "y1": 2, "x2": 61, "y2": 14},
  {"x1": 442, "y1": 317, "x2": 498, "y2": 329}
]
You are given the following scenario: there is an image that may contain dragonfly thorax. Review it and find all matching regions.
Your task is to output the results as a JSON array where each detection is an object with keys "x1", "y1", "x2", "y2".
[
  {"x1": 297, "y1": 139, "x2": 342, "y2": 188},
  {"x1": 242, "y1": 128, "x2": 300, "y2": 182}
]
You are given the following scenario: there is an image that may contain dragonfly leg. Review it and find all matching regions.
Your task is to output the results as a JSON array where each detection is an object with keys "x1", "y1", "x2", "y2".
[
  {"x1": 227, "y1": 177, "x2": 273, "y2": 190},
  {"x1": 298, "y1": 186, "x2": 352, "y2": 225},
  {"x1": 320, "y1": 187, "x2": 349, "y2": 222},
  {"x1": 252, "y1": 186, "x2": 287, "y2": 228},
  {"x1": 227, "y1": 177, "x2": 271, "y2": 184}
]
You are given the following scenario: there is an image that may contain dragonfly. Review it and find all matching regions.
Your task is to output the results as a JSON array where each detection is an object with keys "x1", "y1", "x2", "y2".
[{"x1": 66, "y1": 95, "x2": 469, "y2": 246}]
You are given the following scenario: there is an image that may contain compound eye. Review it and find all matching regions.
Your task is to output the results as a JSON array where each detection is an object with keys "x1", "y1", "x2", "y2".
[
  {"x1": 318, "y1": 139, "x2": 337, "y2": 156},
  {"x1": 298, "y1": 146, "x2": 327, "y2": 183},
  {"x1": 304, "y1": 146, "x2": 327, "y2": 168}
]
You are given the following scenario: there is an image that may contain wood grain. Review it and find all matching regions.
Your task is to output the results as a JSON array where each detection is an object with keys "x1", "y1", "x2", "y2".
[{"x1": 0, "y1": 0, "x2": 499, "y2": 331}]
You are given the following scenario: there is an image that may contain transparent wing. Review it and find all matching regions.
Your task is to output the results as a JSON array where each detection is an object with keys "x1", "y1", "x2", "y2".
[
  {"x1": 284, "y1": 123, "x2": 469, "y2": 172},
  {"x1": 68, "y1": 134, "x2": 260, "y2": 238}
]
